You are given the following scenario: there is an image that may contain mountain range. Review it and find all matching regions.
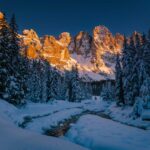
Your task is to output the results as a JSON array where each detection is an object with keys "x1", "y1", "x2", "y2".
[{"x1": 20, "y1": 25, "x2": 124, "y2": 81}]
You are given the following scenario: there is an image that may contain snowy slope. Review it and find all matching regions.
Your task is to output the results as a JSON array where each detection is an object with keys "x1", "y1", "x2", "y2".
[
  {"x1": 71, "y1": 53, "x2": 115, "y2": 81},
  {"x1": 0, "y1": 100, "x2": 87, "y2": 150},
  {"x1": 0, "y1": 116, "x2": 87, "y2": 150}
]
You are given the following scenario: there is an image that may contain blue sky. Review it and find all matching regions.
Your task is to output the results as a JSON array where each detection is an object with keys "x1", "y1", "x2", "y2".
[{"x1": 1, "y1": 0, "x2": 150, "y2": 37}]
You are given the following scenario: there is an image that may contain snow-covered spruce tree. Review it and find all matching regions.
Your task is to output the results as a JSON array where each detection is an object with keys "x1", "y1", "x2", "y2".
[
  {"x1": 137, "y1": 34, "x2": 147, "y2": 88},
  {"x1": 26, "y1": 58, "x2": 51, "y2": 103},
  {"x1": 57, "y1": 74, "x2": 68, "y2": 100},
  {"x1": 140, "y1": 75, "x2": 150, "y2": 109},
  {"x1": 131, "y1": 32, "x2": 150, "y2": 117},
  {"x1": 46, "y1": 67, "x2": 64, "y2": 101},
  {"x1": 132, "y1": 97, "x2": 144, "y2": 118},
  {"x1": 115, "y1": 54, "x2": 124, "y2": 106},
  {"x1": 0, "y1": 13, "x2": 10, "y2": 100},
  {"x1": 38, "y1": 59, "x2": 49, "y2": 102},
  {"x1": 121, "y1": 35, "x2": 132, "y2": 105},
  {"x1": 83, "y1": 82, "x2": 92, "y2": 100},
  {"x1": 122, "y1": 35, "x2": 137, "y2": 105},
  {"x1": 0, "y1": 13, "x2": 26, "y2": 105},
  {"x1": 130, "y1": 33, "x2": 142, "y2": 105},
  {"x1": 143, "y1": 30, "x2": 150, "y2": 77},
  {"x1": 64, "y1": 70, "x2": 72, "y2": 101},
  {"x1": 101, "y1": 82, "x2": 115, "y2": 101},
  {"x1": 49, "y1": 68, "x2": 60, "y2": 100},
  {"x1": 138, "y1": 32, "x2": 150, "y2": 108},
  {"x1": 26, "y1": 59, "x2": 41, "y2": 102},
  {"x1": 65, "y1": 65, "x2": 85, "y2": 102},
  {"x1": 8, "y1": 14, "x2": 27, "y2": 104},
  {"x1": 46, "y1": 64, "x2": 53, "y2": 101}
]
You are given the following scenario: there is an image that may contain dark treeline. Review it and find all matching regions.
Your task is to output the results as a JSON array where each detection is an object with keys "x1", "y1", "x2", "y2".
[
  {"x1": 115, "y1": 32, "x2": 150, "y2": 116},
  {"x1": 0, "y1": 13, "x2": 92, "y2": 105}
]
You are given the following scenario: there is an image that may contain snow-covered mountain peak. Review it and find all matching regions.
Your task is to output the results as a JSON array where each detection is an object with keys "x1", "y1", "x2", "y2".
[
  {"x1": 22, "y1": 29, "x2": 39, "y2": 39},
  {"x1": 20, "y1": 26, "x2": 124, "y2": 81},
  {"x1": 69, "y1": 31, "x2": 92, "y2": 56},
  {"x1": 93, "y1": 25, "x2": 111, "y2": 39},
  {"x1": 58, "y1": 32, "x2": 71, "y2": 46}
]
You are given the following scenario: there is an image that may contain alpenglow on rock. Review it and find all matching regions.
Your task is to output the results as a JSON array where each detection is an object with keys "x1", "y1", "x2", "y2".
[
  {"x1": 20, "y1": 25, "x2": 124, "y2": 81},
  {"x1": 0, "y1": 12, "x2": 4, "y2": 20}
]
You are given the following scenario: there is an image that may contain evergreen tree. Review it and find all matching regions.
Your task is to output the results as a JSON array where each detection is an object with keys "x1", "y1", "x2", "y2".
[
  {"x1": 130, "y1": 34, "x2": 142, "y2": 105},
  {"x1": 124, "y1": 35, "x2": 137, "y2": 105},
  {"x1": 46, "y1": 64, "x2": 53, "y2": 101},
  {"x1": 140, "y1": 76, "x2": 150, "y2": 108},
  {"x1": 0, "y1": 13, "x2": 24, "y2": 104},
  {"x1": 65, "y1": 65, "x2": 85, "y2": 102},
  {"x1": 143, "y1": 30, "x2": 150, "y2": 76},
  {"x1": 121, "y1": 35, "x2": 128, "y2": 70},
  {"x1": 115, "y1": 54, "x2": 124, "y2": 106},
  {"x1": 8, "y1": 14, "x2": 27, "y2": 104},
  {"x1": 122, "y1": 36, "x2": 133, "y2": 105},
  {"x1": 101, "y1": 82, "x2": 115, "y2": 101},
  {"x1": 0, "y1": 13, "x2": 10, "y2": 100}
]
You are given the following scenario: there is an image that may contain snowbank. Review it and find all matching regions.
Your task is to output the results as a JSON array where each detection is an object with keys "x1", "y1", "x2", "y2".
[
  {"x1": 0, "y1": 116, "x2": 87, "y2": 150},
  {"x1": 105, "y1": 103, "x2": 150, "y2": 129},
  {"x1": 66, "y1": 114, "x2": 150, "y2": 150},
  {"x1": 0, "y1": 100, "x2": 87, "y2": 150}
]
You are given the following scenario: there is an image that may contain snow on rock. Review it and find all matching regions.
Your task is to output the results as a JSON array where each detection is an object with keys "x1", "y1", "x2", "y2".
[{"x1": 66, "y1": 114, "x2": 150, "y2": 150}]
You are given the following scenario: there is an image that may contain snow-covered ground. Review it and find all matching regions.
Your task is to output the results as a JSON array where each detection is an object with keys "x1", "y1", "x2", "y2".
[
  {"x1": 105, "y1": 103, "x2": 150, "y2": 129},
  {"x1": 0, "y1": 100, "x2": 87, "y2": 150},
  {"x1": 0, "y1": 98, "x2": 150, "y2": 150},
  {"x1": 26, "y1": 108, "x2": 83, "y2": 133},
  {"x1": 0, "y1": 117, "x2": 87, "y2": 150},
  {"x1": 66, "y1": 114, "x2": 150, "y2": 150}
]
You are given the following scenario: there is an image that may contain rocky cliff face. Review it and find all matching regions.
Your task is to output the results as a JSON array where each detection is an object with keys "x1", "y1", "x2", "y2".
[
  {"x1": 0, "y1": 12, "x2": 4, "y2": 20},
  {"x1": 20, "y1": 29, "x2": 42, "y2": 59},
  {"x1": 40, "y1": 33, "x2": 71, "y2": 69},
  {"x1": 20, "y1": 25, "x2": 124, "y2": 81},
  {"x1": 69, "y1": 31, "x2": 92, "y2": 56},
  {"x1": 20, "y1": 30, "x2": 72, "y2": 69}
]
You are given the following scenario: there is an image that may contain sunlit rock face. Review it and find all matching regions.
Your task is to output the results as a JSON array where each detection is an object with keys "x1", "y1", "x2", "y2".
[
  {"x1": 91, "y1": 25, "x2": 123, "y2": 57},
  {"x1": 40, "y1": 34, "x2": 71, "y2": 69},
  {"x1": 0, "y1": 12, "x2": 9, "y2": 30},
  {"x1": 58, "y1": 32, "x2": 71, "y2": 46},
  {"x1": 0, "y1": 12, "x2": 4, "y2": 20},
  {"x1": 21, "y1": 30, "x2": 71, "y2": 69},
  {"x1": 20, "y1": 25, "x2": 124, "y2": 80},
  {"x1": 69, "y1": 31, "x2": 92, "y2": 56},
  {"x1": 20, "y1": 29, "x2": 42, "y2": 59},
  {"x1": 90, "y1": 25, "x2": 124, "y2": 73}
]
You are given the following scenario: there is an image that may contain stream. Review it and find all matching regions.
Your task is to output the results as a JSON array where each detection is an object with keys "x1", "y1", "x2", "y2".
[
  {"x1": 19, "y1": 107, "x2": 148, "y2": 138},
  {"x1": 43, "y1": 110, "x2": 111, "y2": 137}
]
